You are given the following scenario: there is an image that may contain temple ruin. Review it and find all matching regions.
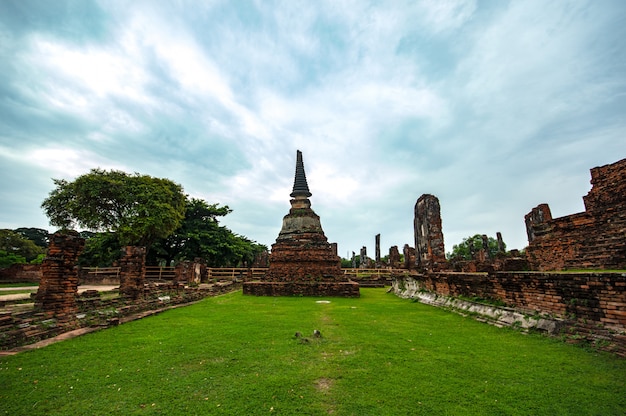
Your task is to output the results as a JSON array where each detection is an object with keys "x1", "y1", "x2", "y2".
[
  {"x1": 243, "y1": 151, "x2": 359, "y2": 297},
  {"x1": 414, "y1": 194, "x2": 446, "y2": 271},
  {"x1": 525, "y1": 157, "x2": 626, "y2": 271}
]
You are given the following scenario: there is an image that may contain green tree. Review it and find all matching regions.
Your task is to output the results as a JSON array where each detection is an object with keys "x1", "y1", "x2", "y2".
[
  {"x1": 447, "y1": 234, "x2": 504, "y2": 260},
  {"x1": 41, "y1": 169, "x2": 186, "y2": 248},
  {"x1": 14, "y1": 227, "x2": 50, "y2": 248},
  {"x1": 0, "y1": 229, "x2": 46, "y2": 266},
  {"x1": 78, "y1": 232, "x2": 123, "y2": 267},
  {"x1": 148, "y1": 198, "x2": 267, "y2": 267}
]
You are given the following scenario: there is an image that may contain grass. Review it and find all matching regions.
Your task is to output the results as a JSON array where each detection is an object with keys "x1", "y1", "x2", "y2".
[
  {"x1": 0, "y1": 289, "x2": 35, "y2": 296},
  {"x1": 1, "y1": 288, "x2": 625, "y2": 415},
  {"x1": 0, "y1": 283, "x2": 39, "y2": 288}
]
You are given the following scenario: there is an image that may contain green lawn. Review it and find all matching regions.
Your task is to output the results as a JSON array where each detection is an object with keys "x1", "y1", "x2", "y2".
[
  {"x1": 0, "y1": 282, "x2": 38, "y2": 288},
  {"x1": 1, "y1": 289, "x2": 625, "y2": 415}
]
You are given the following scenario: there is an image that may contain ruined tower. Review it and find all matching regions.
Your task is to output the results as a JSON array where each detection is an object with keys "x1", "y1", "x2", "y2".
[
  {"x1": 243, "y1": 150, "x2": 359, "y2": 297},
  {"x1": 414, "y1": 194, "x2": 447, "y2": 271}
]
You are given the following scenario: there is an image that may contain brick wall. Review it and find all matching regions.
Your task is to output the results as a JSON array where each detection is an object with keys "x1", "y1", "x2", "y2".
[
  {"x1": 525, "y1": 158, "x2": 626, "y2": 271},
  {"x1": 243, "y1": 281, "x2": 360, "y2": 297},
  {"x1": 393, "y1": 271, "x2": 626, "y2": 356},
  {"x1": 0, "y1": 264, "x2": 41, "y2": 283}
]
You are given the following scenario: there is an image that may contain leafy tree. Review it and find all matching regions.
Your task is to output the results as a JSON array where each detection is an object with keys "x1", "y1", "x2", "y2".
[
  {"x1": 447, "y1": 234, "x2": 504, "y2": 260},
  {"x1": 14, "y1": 227, "x2": 50, "y2": 248},
  {"x1": 0, "y1": 229, "x2": 46, "y2": 266},
  {"x1": 77, "y1": 232, "x2": 123, "y2": 267},
  {"x1": 41, "y1": 169, "x2": 186, "y2": 248},
  {"x1": 148, "y1": 198, "x2": 267, "y2": 267},
  {"x1": 0, "y1": 250, "x2": 27, "y2": 268}
]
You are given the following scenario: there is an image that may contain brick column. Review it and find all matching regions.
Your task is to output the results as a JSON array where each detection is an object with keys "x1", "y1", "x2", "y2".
[
  {"x1": 119, "y1": 246, "x2": 146, "y2": 299},
  {"x1": 35, "y1": 231, "x2": 85, "y2": 323}
]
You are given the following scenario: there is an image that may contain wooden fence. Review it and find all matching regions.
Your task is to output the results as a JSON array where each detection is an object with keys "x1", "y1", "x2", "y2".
[
  {"x1": 81, "y1": 267, "x2": 405, "y2": 284},
  {"x1": 145, "y1": 266, "x2": 176, "y2": 280}
]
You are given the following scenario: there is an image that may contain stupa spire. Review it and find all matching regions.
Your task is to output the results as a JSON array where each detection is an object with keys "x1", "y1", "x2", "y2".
[{"x1": 290, "y1": 150, "x2": 312, "y2": 198}]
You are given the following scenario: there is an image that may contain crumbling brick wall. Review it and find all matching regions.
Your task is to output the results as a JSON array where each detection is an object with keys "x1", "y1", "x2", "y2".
[
  {"x1": 388, "y1": 246, "x2": 401, "y2": 268},
  {"x1": 393, "y1": 271, "x2": 626, "y2": 356},
  {"x1": 34, "y1": 231, "x2": 85, "y2": 323},
  {"x1": 525, "y1": 158, "x2": 626, "y2": 271},
  {"x1": 174, "y1": 259, "x2": 206, "y2": 284},
  {"x1": 0, "y1": 264, "x2": 41, "y2": 283}
]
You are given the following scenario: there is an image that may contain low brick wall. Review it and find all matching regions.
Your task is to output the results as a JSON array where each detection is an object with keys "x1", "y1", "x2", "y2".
[
  {"x1": 392, "y1": 271, "x2": 626, "y2": 356},
  {"x1": 243, "y1": 281, "x2": 360, "y2": 297},
  {"x1": 0, "y1": 264, "x2": 42, "y2": 283},
  {"x1": 0, "y1": 282, "x2": 241, "y2": 351}
]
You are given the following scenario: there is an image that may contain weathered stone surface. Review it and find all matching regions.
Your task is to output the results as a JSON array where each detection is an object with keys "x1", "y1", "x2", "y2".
[
  {"x1": 414, "y1": 194, "x2": 446, "y2": 270},
  {"x1": 244, "y1": 151, "x2": 359, "y2": 297},
  {"x1": 403, "y1": 244, "x2": 416, "y2": 269},
  {"x1": 34, "y1": 231, "x2": 85, "y2": 323},
  {"x1": 119, "y1": 246, "x2": 146, "y2": 299},
  {"x1": 388, "y1": 246, "x2": 401, "y2": 268},
  {"x1": 525, "y1": 158, "x2": 626, "y2": 271},
  {"x1": 375, "y1": 234, "x2": 381, "y2": 268},
  {"x1": 175, "y1": 259, "x2": 206, "y2": 284}
]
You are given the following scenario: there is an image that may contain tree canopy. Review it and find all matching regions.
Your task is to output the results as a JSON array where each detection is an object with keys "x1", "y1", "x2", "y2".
[
  {"x1": 41, "y1": 169, "x2": 186, "y2": 247},
  {"x1": 0, "y1": 229, "x2": 45, "y2": 267},
  {"x1": 148, "y1": 198, "x2": 267, "y2": 267},
  {"x1": 14, "y1": 227, "x2": 49, "y2": 248},
  {"x1": 447, "y1": 234, "x2": 505, "y2": 260}
]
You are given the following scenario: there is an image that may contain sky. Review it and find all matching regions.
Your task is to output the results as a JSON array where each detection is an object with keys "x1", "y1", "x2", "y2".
[{"x1": 1, "y1": 0, "x2": 625, "y2": 258}]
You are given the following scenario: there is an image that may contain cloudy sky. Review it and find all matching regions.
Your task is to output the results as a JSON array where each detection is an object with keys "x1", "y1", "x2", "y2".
[{"x1": 1, "y1": 0, "x2": 625, "y2": 258}]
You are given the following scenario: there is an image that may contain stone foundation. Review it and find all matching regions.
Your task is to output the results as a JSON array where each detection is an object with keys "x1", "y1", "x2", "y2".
[{"x1": 243, "y1": 281, "x2": 360, "y2": 297}]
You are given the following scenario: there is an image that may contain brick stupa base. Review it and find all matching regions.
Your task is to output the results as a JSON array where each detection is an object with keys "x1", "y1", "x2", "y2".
[{"x1": 244, "y1": 150, "x2": 359, "y2": 297}]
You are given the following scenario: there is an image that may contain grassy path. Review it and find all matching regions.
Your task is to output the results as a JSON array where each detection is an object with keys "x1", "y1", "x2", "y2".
[{"x1": 1, "y1": 289, "x2": 625, "y2": 415}]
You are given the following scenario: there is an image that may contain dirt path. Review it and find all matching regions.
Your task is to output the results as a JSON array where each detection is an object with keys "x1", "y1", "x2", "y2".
[{"x1": 0, "y1": 285, "x2": 119, "y2": 301}]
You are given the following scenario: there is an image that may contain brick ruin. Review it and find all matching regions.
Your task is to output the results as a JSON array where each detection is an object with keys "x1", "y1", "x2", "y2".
[
  {"x1": 389, "y1": 158, "x2": 626, "y2": 355},
  {"x1": 243, "y1": 151, "x2": 359, "y2": 297},
  {"x1": 525, "y1": 157, "x2": 626, "y2": 271},
  {"x1": 119, "y1": 246, "x2": 147, "y2": 299},
  {"x1": 414, "y1": 194, "x2": 447, "y2": 271},
  {"x1": 388, "y1": 246, "x2": 401, "y2": 268},
  {"x1": 34, "y1": 231, "x2": 85, "y2": 324},
  {"x1": 392, "y1": 271, "x2": 626, "y2": 356},
  {"x1": 175, "y1": 259, "x2": 207, "y2": 284}
]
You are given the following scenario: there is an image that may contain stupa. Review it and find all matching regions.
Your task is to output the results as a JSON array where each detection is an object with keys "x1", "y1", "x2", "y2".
[{"x1": 243, "y1": 150, "x2": 359, "y2": 297}]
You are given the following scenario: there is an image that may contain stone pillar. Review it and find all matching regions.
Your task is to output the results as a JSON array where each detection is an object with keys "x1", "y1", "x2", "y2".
[
  {"x1": 481, "y1": 234, "x2": 490, "y2": 258},
  {"x1": 496, "y1": 232, "x2": 505, "y2": 253},
  {"x1": 35, "y1": 231, "x2": 85, "y2": 324},
  {"x1": 359, "y1": 247, "x2": 367, "y2": 268},
  {"x1": 193, "y1": 258, "x2": 206, "y2": 284},
  {"x1": 414, "y1": 194, "x2": 446, "y2": 270},
  {"x1": 35, "y1": 231, "x2": 85, "y2": 323},
  {"x1": 388, "y1": 246, "x2": 400, "y2": 268},
  {"x1": 524, "y1": 203, "x2": 552, "y2": 243},
  {"x1": 403, "y1": 244, "x2": 416, "y2": 269},
  {"x1": 375, "y1": 234, "x2": 381, "y2": 268},
  {"x1": 119, "y1": 246, "x2": 146, "y2": 299},
  {"x1": 351, "y1": 251, "x2": 356, "y2": 268}
]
